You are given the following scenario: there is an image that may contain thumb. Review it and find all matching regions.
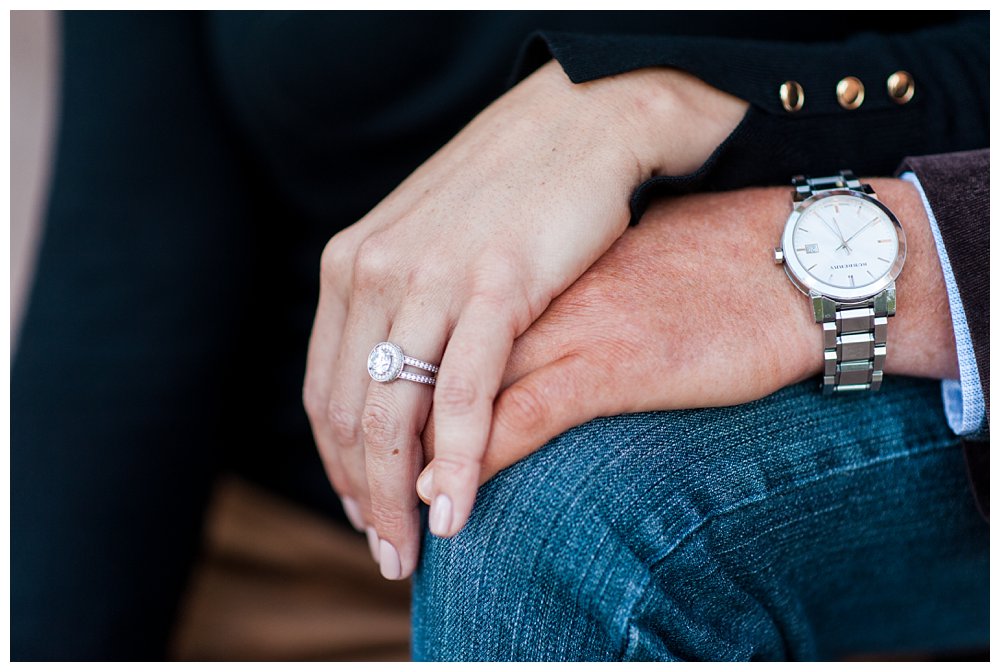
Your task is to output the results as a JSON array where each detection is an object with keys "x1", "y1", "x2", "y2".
[{"x1": 480, "y1": 353, "x2": 606, "y2": 484}]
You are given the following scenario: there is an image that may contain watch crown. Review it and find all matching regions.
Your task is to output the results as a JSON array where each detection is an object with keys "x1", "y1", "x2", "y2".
[{"x1": 773, "y1": 247, "x2": 785, "y2": 265}]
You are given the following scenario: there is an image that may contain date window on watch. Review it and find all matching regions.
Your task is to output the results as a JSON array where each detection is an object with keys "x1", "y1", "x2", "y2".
[{"x1": 804, "y1": 243, "x2": 819, "y2": 254}]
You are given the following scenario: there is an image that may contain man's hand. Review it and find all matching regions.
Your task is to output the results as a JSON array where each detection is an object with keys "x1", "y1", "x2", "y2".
[
  {"x1": 303, "y1": 60, "x2": 746, "y2": 579},
  {"x1": 419, "y1": 180, "x2": 957, "y2": 492}
]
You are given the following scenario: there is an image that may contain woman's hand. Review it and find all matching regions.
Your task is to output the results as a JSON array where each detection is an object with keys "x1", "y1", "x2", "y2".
[
  {"x1": 303, "y1": 59, "x2": 746, "y2": 579},
  {"x1": 417, "y1": 180, "x2": 956, "y2": 490}
]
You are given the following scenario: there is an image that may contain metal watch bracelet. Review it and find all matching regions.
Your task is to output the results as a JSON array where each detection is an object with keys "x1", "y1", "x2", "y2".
[{"x1": 794, "y1": 170, "x2": 894, "y2": 394}]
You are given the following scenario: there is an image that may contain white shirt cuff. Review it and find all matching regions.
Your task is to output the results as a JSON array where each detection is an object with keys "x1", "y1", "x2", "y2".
[{"x1": 900, "y1": 171, "x2": 986, "y2": 437}]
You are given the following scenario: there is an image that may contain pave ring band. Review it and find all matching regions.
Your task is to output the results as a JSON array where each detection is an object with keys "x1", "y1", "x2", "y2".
[{"x1": 367, "y1": 341, "x2": 439, "y2": 385}]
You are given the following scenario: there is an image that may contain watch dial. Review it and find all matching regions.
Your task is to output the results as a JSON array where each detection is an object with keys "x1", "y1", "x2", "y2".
[{"x1": 792, "y1": 195, "x2": 899, "y2": 290}]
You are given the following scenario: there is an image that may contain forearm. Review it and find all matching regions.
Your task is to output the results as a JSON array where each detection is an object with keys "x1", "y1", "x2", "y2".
[
  {"x1": 472, "y1": 178, "x2": 963, "y2": 484},
  {"x1": 531, "y1": 60, "x2": 748, "y2": 182}
]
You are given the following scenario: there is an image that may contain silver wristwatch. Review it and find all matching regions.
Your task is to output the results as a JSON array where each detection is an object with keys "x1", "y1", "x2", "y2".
[{"x1": 774, "y1": 170, "x2": 906, "y2": 394}]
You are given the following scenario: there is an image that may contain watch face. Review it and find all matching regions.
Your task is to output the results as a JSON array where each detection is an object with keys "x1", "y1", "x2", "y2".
[{"x1": 782, "y1": 190, "x2": 906, "y2": 301}]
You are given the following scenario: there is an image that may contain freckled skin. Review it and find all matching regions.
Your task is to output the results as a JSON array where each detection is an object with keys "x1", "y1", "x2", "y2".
[
  {"x1": 422, "y1": 180, "x2": 957, "y2": 486},
  {"x1": 307, "y1": 56, "x2": 957, "y2": 558},
  {"x1": 304, "y1": 60, "x2": 750, "y2": 567}
]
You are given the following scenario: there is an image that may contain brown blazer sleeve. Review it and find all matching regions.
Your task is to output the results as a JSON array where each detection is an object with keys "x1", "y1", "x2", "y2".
[{"x1": 898, "y1": 149, "x2": 989, "y2": 519}]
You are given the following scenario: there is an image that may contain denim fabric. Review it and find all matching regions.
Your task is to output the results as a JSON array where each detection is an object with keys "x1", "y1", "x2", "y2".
[
  {"x1": 412, "y1": 377, "x2": 987, "y2": 661},
  {"x1": 900, "y1": 171, "x2": 986, "y2": 438}
]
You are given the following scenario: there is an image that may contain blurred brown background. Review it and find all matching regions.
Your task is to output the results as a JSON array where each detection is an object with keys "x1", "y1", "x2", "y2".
[{"x1": 10, "y1": 10, "x2": 410, "y2": 661}]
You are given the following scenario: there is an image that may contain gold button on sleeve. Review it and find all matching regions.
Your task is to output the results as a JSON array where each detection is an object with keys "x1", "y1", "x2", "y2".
[
  {"x1": 836, "y1": 76, "x2": 865, "y2": 110},
  {"x1": 779, "y1": 80, "x2": 804, "y2": 113},
  {"x1": 887, "y1": 70, "x2": 915, "y2": 104}
]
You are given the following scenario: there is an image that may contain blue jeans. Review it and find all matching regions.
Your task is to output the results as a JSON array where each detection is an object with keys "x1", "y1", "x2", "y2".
[{"x1": 412, "y1": 377, "x2": 988, "y2": 661}]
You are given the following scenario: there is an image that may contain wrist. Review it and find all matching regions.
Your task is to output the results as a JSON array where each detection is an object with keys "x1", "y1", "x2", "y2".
[
  {"x1": 777, "y1": 177, "x2": 959, "y2": 385},
  {"x1": 593, "y1": 67, "x2": 748, "y2": 178},
  {"x1": 536, "y1": 60, "x2": 747, "y2": 184},
  {"x1": 865, "y1": 178, "x2": 959, "y2": 380},
  {"x1": 768, "y1": 176, "x2": 960, "y2": 390}
]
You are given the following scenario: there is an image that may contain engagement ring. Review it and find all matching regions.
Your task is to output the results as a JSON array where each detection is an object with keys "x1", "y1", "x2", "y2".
[{"x1": 367, "y1": 342, "x2": 439, "y2": 385}]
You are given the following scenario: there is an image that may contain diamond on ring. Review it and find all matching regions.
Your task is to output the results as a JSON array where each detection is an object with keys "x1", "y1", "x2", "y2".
[
  {"x1": 367, "y1": 342, "x2": 405, "y2": 383},
  {"x1": 367, "y1": 341, "x2": 438, "y2": 385}
]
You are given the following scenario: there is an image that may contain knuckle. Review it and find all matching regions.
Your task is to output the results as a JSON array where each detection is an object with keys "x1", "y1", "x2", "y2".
[
  {"x1": 320, "y1": 232, "x2": 353, "y2": 281},
  {"x1": 466, "y1": 271, "x2": 518, "y2": 307},
  {"x1": 361, "y1": 397, "x2": 402, "y2": 448},
  {"x1": 434, "y1": 375, "x2": 480, "y2": 415},
  {"x1": 326, "y1": 400, "x2": 361, "y2": 447},
  {"x1": 473, "y1": 252, "x2": 521, "y2": 286},
  {"x1": 467, "y1": 278, "x2": 535, "y2": 335},
  {"x1": 368, "y1": 500, "x2": 409, "y2": 537},
  {"x1": 405, "y1": 263, "x2": 446, "y2": 296},
  {"x1": 353, "y1": 233, "x2": 397, "y2": 284},
  {"x1": 466, "y1": 283, "x2": 510, "y2": 309},
  {"x1": 431, "y1": 453, "x2": 480, "y2": 481},
  {"x1": 500, "y1": 383, "x2": 549, "y2": 434}
]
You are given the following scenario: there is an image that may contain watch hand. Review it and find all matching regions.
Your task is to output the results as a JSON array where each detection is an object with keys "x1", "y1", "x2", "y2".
[
  {"x1": 835, "y1": 217, "x2": 879, "y2": 251},
  {"x1": 816, "y1": 213, "x2": 852, "y2": 253},
  {"x1": 831, "y1": 215, "x2": 847, "y2": 241},
  {"x1": 814, "y1": 213, "x2": 842, "y2": 240}
]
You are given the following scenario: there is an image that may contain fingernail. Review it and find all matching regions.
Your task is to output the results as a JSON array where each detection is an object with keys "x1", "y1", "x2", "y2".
[
  {"x1": 379, "y1": 539, "x2": 402, "y2": 580},
  {"x1": 416, "y1": 469, "x2": 434, "y2": 503},
  {"x1": 366, "y1": 527, "x2": 380, "y2": 564},
  {"x1": 429, "y1": 494, "x2": 454, "y2": 537},
  {"x1": 341, "y1": 497, "x2": 365, "y2": 532}
]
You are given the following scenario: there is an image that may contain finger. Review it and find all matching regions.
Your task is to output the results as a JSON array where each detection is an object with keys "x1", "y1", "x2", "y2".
[
  {"x1": 326, "y1": 300, "x2": 389, "y2": 529},
  {"x1": 422, "y1": 301, "x2": 515, "y2": 538},
  {"x1": 302, "y1": 271, "x2": 358, "y2": 524},
  {"x1": 363, "y1": 311, "x2": 446, "y2": 580},
  {"x1": 481, "y1": 353, "x2": 605, "y2": 486}
]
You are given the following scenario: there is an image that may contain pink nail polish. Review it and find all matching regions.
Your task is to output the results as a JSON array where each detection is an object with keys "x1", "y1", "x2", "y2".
[
  {"x1": 341, "y1": 497, "x2": 365, "y2": 531},
  {"x1": 379, "y1": 540, "x2": 402, "y2": 580},
  {"x1": 366, "y1": 527, "x2": 380, "y2": 564},
  {"x1": 429, "y1": 494, "x2": 453, "y2": 537}
]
